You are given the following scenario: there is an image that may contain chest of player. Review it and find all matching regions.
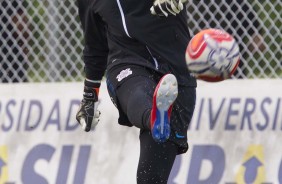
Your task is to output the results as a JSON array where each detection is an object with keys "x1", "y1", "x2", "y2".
[{"x1": 92, "y1": 0, "x2": 177, "y2": 39}]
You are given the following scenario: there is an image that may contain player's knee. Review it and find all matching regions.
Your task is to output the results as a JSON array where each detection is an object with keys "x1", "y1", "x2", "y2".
[{"x1": 126, "y1": 89, "x2": 152, "y2": 129}]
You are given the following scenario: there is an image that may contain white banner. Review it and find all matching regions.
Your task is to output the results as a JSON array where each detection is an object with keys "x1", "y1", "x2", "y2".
[
  {"x1": 0, "y1": 80, "x2": 282, "y2": 184},
  {"x1": 170, "y1": 79, "x2": 282, "y2": 184}
]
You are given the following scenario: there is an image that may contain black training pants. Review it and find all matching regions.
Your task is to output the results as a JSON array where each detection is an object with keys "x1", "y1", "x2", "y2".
[{"x1": 106, "y1": 64, "x2": 196, "y2": 183}]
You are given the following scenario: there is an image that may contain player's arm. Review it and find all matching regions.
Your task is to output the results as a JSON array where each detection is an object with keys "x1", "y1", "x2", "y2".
[{"x1": 76, "y1": 0, "x2": 109, "y2": 132}]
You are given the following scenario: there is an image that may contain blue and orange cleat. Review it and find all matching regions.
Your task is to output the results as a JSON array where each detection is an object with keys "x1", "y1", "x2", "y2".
[{"x1": 150, "y1": 74, "x2": 178, "y2": 143}]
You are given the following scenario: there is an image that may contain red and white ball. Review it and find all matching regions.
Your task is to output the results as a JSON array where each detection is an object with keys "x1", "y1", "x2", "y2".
[{"x1": 185, "y1": 28, "x2": 240, "y2": 82}]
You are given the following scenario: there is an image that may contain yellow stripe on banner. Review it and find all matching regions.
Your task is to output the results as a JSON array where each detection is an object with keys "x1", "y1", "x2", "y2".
[
  {"x1": 0, "y1": 146, "x2": 8, "y2": 184},
  {"x1": 235, "y1": 145, "x2": 265, "y2": 184}
]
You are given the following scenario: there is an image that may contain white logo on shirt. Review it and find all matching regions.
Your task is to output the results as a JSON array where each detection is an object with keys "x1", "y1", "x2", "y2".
[{"x1": 116, "y1": 68, "x2": 132, "y2": 82}]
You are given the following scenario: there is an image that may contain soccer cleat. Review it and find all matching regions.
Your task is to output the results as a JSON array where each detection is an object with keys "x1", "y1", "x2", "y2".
[{"x1": 150, "y1": 74, "x2": 178, "y2": 143}]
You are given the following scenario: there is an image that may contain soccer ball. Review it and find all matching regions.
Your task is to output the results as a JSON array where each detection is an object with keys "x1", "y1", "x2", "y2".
[{"x1": 185, "y1": 28, "x2": 240, "y2": 82}]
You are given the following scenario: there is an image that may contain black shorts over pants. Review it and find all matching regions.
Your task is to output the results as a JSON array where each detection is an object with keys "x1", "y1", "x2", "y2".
[{"x1": 106, "y1": 64, "x2": 196, "y2": 155}]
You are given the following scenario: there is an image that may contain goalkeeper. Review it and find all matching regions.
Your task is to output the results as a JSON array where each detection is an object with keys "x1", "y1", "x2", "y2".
[{"x1": 76, "y1": 0, "x2": 196, "y2": 183}]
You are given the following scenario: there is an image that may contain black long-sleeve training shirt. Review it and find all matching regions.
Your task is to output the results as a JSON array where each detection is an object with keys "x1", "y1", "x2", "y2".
[{"x1": 77, "y1": 0, "x2": 197, "y2": 87}]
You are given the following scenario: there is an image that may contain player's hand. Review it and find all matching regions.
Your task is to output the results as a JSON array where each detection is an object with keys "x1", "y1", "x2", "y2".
[
  {"x1": 76, "y1": 80, "x2": 101, "y2": 132},
  {"x1": 150, "y1": 0, "x2": 187, "y2": 17}
]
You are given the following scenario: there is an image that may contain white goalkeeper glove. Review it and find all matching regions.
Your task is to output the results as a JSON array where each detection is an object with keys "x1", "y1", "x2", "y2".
[
  {"x1": 150, "y1": 0, "x2": 187, "y2": 17},
  {"x1": 76, "y1": 80, "x2": 101, "y2": 132}
]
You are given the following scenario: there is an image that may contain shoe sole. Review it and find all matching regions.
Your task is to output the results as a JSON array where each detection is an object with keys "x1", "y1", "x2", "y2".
[{"x1": 151, "y1": 74, "x2": 178, "y2": 142}]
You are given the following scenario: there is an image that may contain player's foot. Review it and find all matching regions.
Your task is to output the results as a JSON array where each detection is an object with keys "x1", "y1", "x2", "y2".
[{"x1": 150, "y1": 74, "x2": 178, "y2": 143}]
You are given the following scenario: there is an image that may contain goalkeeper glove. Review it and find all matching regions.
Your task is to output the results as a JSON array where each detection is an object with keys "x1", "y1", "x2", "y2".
[
  {"x1": 150, "y1": 0, "x2": 187, "y2": 17},
  {"x1": 76, "y1": 79, "x2": 101, "y2": 132}
]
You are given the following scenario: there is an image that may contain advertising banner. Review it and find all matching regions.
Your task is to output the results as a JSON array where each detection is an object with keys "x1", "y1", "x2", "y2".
[
  {"x1": 170, "y1": 79, "x2": 282, "y2": 184},
  {"x1": 0, "y1": 80, "x2": 281, "y2": 184}
]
